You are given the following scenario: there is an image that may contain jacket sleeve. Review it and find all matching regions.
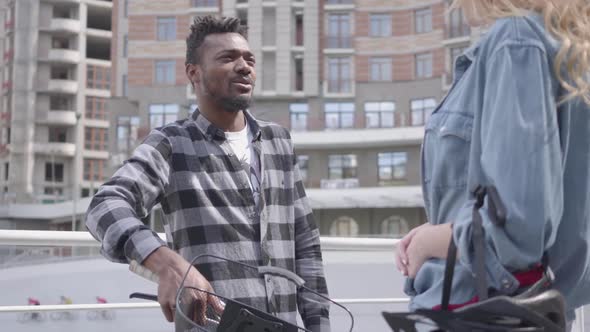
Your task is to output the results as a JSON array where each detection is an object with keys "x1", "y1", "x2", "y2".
[
  {"x1": 85, "y1": 129, "x2": 172, "y2": 264},
  {"x1": 453, "y1": 42, "x2": 564, "y2": 294}
]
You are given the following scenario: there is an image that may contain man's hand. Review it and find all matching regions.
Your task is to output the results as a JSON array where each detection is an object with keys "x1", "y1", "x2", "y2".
[{"x1": 143, "y1": 247, "x2": 224, "y2": 324}]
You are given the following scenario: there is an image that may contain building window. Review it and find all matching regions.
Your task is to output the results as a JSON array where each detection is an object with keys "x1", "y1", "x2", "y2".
[
  {"x1": 45, "y1": 163, "x2": 64, "y2": 182},
  {"x1": 294, "y1": 56, "x2": 304, "y2": 91},
  {"x1": 124, "y1": 0, "x2": 128, "y2": 17},
  {"x1": 48, "y1": 127, "x2": 67, "y2": 143},
  {"x1": 325, "y1": 103, "x2": 354, "y2": 129},
  {"x1": 378, "y1": 152, "x2": 408, "y2": 184},
  {"x1": 297, "y1": 155, "x2": 309, "y2": 183},
  {"x1": 411, "y1": 98, "x2": 437, "y2": 126},
  {"x1": 449, "y1": 8, "x2": 470, "y2": 38},
  {"x1": 155, "y1": 60, "x2": 176, "y2": 85},
  {"x1": 381, "y1": 216, "x2": 410, "y2": 237},
  {"x1": 4, "y1": 162, "x2": 8, "y2": 181},
  {"x1": 415, "y1": 7, "x2": 433, "y2": 34},
  {"x1": 191, "y1": 0, "x2": 218, "y2": 6},
  {"x1": 327, "y1": 57, "x2": 352, "y2": 93},
  {"x1": 123, "y1": 34, "x2": 128, "y2": 57},
  {"x1": 50, "y1": 95, "x2": 71, "y2": 110},
  {"x1": 415, "y1": 53, "x2": 433, "y2": 78},
  {"x1": 149, "y1": 104, "x2": 179, "y2": 128},
  {"x1": 122, "y1": 74, "x2": 128, "y2": 97},
  {"x1": 290, "y1": 103, "x2": 308, "y2": 131},
  {"x1": 83, "y1": 159, "x2": 106, "y2": 182},
  {"x1": 294, "y1": 12, "x2": 304, "y2": 46},
  {"x1": 369, "y1": 57, "x2": 392, "y2": 81},
  {"x1": 365, "y1": 102, "x2": 395, "y2": 128},
  {"x1": 84, "y1": 127, "x2": 108, "y2": 150},
  {"x1": 327, "y1": 13, "x2": 351, "y2": 48},
  {"x1": 117, "y1": 116, "x2": 140, "y2": 155},
  {"x1": 330, "y1": 216, "x2": 359, "y2": 237},
  {"x1": 87, "y1": 65, "x2": 111, "y2": 89},
  {"x1": 157, "y1": 17, "x2": 176, "y2": 41},
  {"x1": 328, "y1": 154, "x2": 357, "y2": 179},
  {"x1": 370, "y1": 14, "x2": 391, "y2": 37},
  {"x1": 85, "y1": 96, "x2": 107, "y2": 120}
]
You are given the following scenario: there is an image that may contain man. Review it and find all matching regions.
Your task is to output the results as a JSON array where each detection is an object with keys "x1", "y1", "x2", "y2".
[{"x1": 85, "y1": 16, "x2": 330, "y2": 331}]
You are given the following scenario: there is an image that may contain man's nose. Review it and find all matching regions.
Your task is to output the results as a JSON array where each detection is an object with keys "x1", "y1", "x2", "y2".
[{"x1": 235, "y1": 57, "x2": 252, "y2": 75}]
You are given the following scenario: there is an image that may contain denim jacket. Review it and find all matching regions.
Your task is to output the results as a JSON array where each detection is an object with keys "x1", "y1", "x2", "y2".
[{"x1": 406, "y1": 14, "x2": 590, "y2": 320}]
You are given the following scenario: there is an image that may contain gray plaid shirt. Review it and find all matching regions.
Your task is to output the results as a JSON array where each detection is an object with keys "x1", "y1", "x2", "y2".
[{"x1": 85, "y1": 110, "x2": 330, "y2": 331}]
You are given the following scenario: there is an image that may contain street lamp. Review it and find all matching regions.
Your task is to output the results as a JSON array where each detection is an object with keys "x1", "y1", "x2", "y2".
[{"x1": 71, "y1": 111, "x2": 82, "y2": 231}]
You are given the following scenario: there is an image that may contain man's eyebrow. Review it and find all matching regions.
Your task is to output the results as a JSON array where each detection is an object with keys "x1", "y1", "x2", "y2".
[{"x1": 215, "y1": 49, "x2": 255, "y2": 57}]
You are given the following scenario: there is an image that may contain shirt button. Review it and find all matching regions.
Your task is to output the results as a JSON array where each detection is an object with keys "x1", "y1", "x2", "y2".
[
  {"x1": 501, "y1": 278, "x2": 512, "y2": 289},
  {"x1": 266, "y1": 276, "x2": 271, "y2": 283}
]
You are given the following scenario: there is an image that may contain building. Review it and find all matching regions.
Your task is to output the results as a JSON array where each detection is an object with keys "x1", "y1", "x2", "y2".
[
  {"x1": 106, "y1": 0, "x2": 480, "y2": 237},
  {"x1": 0, "y1": 0, "x2": 113, "y2": 221}
]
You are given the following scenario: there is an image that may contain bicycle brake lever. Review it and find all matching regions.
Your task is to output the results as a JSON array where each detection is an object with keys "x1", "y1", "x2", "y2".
[{"x1": 129, "y1": 292, "x2": 158, "y2": 302}]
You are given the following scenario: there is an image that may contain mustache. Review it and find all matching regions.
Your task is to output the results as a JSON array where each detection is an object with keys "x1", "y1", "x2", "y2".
[{"x1": 231, "y1": 77, "x2": 255, "y2": 85}]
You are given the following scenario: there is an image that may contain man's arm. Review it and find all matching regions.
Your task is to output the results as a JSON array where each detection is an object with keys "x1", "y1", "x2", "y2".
[
  {"x1": 85, "y1": 129, "x2": 171, "y2": 264},
  {"x1": 292, "y1": 152, "x2": 331, "y2": 331}
]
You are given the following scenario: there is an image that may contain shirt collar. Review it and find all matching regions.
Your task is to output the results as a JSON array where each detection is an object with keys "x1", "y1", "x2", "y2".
[{"x1": 191, "y1": 108, "x2": 262, "y2": 142}]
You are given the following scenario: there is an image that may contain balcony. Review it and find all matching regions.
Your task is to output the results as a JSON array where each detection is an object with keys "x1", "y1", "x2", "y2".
[
  {"x1": 49, "y1": 18, "x2": 81, "y2": 34},
  {"x1": 48, "y1": 49, "x2": 81, "y2": 64},
  {"x1": 47, "y1": 79, "x2": 79, "y2": 94},
  {"x1": 443, "y1": 24, "x2": 471, "y2": 45},
  {"x1": 36, "y1": 111, "x2": 78, "y2": 126},
  {"x1": 291, "y1": 127, "x2": 424, "y2": 150},
  {"x1": 33, "y1": 142, "x2": 76, "y2": 157},
  {"x1": 324, "y1": 36, "x2": 353, "y2": 52}
]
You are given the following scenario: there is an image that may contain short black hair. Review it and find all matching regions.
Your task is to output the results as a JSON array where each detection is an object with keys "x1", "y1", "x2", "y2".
[{"x1": 185, "y1": 16, "x2": 248, "y2": 65}]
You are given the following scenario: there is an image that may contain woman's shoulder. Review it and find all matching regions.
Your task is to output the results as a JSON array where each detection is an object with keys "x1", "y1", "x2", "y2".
[{"x1": 478, "y1": 14, "x2": 556, "y2": 58}]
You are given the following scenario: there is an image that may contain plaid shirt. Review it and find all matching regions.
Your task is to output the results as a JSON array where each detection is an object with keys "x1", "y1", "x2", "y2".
[{"x1": 85, "y1": 110, "x2": 330, "y2": 331}]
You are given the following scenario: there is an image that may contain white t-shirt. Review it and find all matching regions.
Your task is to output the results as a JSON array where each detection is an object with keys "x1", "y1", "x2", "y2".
[{"x1": 225, "y1": 123, "x2": 261, "y2": 207}]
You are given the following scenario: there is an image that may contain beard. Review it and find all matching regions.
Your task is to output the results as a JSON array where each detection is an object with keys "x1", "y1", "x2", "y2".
[{"x1": 202, "y1": 77, "x2": 253, "y2": 113}]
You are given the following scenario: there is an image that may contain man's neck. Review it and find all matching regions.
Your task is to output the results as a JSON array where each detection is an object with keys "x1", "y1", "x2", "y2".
[{"x1": 197, "y1": 101, "x2": 246, "y2": 132}]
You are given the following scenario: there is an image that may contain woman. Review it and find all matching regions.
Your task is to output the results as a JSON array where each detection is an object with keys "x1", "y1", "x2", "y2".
[{"x1": 395, "y1": 0, "x2": 590, "y2": 329}]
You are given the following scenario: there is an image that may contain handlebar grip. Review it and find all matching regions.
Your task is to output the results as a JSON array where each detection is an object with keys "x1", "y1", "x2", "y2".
[
  {"x1": 129, "y1": 260, "x2": 160, "y2": 284},
  {"x1": 257, "y1": 266, "x2": 305, "y2": 287}
]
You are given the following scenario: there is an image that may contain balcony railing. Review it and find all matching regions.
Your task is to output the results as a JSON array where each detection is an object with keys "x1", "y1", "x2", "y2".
[
  {"x1": 326, "y1": 0, "x2": 353, "y2": 4},
  {"x1": 325, "y1": 36, "x2": 352, "y2": 49},
  {"x1": 445, "y1": 24, "x2": 471, "y2": 39}
]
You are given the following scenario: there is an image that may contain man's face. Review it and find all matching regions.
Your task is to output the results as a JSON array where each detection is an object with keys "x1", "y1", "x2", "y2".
[{"x1": 194, "y1": 33, "x2": 256, "y2": 113}]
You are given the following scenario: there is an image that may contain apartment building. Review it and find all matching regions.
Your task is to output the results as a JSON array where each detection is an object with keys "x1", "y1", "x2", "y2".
[
  {"x1": 109, "y1": 0, "x2": 479, "y2": 237},
  {"x1": 0, "y1": 0, "x2": 112, "y2": 218}
]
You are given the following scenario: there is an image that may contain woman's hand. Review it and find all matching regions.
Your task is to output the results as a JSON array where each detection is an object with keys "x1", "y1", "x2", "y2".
[
  {"x1": 395, "y1": 223, "x2": 429, "y2": 276},
  {"x1": 397, "y1": 223, "x2": 454, "y2": 278}
]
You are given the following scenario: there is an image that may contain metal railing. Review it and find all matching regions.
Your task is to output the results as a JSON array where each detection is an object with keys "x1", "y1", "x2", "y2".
[{"x1": 0, "y1": 229, "x2": 585, "y2": 332}]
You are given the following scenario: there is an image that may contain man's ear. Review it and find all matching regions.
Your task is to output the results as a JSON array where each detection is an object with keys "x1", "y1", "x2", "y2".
[{"x1": 185, "y1": 63, "x2": 200, "y2": 87}]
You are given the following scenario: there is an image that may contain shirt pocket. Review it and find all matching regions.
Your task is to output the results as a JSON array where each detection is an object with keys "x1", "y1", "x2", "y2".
[{"x1": 423, "y1": 112, "x2": 473, "y2": 189}]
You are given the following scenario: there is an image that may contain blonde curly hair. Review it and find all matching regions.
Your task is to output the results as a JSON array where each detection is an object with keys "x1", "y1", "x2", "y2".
[{"x1": 452, "y1": 0, "x2": 590, "y2": 105}]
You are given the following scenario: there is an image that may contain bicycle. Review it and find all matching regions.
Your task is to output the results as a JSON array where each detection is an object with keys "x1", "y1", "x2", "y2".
[
  {"x1": 129, "y1": 254, "x2": 354, "y2": 332},
  {"x1": 87, "y1": 296, "x2": 116, "y2": 321},
  {"x1": 17, "y1": 311, "x2": 46, "y2": 323},
  {"x1": 50, "y1": 296, "x2": 78, "y2": 321}
]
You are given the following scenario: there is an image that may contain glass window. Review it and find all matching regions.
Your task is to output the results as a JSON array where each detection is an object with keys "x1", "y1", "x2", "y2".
[
  {"x1": 369, "y1": 14, "x2": 392, "y2": 37},
  {"x1": 381, "y1": 216, "x2": 410, "y2": 237},
  {"x1": 290, "y1": 103, "x2": 308, "y2": 131},
  {"x1": 297, "y1": 155, "x2": 309, "y2": 183},
  {"x1": 157, "y1": 17, "x2": 176, "y2": 41},
  {"x1": 365, "y1": 102, "x2": 395, "y2": 128},
  {"x1": 328, "y1": 154, "x2": 357, "y2": 179},
  {"x1": 149, "y1": 104, "x2": 179, "y2": 128},
  {"x1": 378, "y1": 152, "x2": 408, "y2": 184},
  {"x1": 327, "y1": 57, "x2": 352, "y2": 93},
  {"x1": 155, "y1": 60, "x2": 176, "y2": 85},
  {"x1": 415, "y1": 7, "x2": 433, "y2": 34},
  {"x1": 411, "y1": 98, "x2": 437, "y2": 126},
  {"x1": 415, "y1": 53, "x2": 433, "y2": 78},
  {"x1": 45, "y1": 163, "x2": 64, "y2": 182},
  {"x1": 330, "y1": 216, "x2": 359, "y2": 237},
  {"x1": 327, "y1": 13, "x2": 351, "y2": 48},
  {"x1": 369, "y1": 57, "x2": 392, "y2": 81},
  {"x1": 325, "y1": 103, "x2": 354, "y2": 129}
]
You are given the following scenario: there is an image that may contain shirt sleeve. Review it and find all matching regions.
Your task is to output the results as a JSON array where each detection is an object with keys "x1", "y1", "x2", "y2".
[
  {"x1": 453, "y1": 42, "x2": 564, "y2": 294},
  {"x1": 84, "y1": 129, "x2": 172, "y2": 264},
  {"x1": 291, "y1": 149, "x2": 331, "y2": 331}
]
